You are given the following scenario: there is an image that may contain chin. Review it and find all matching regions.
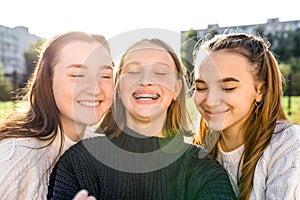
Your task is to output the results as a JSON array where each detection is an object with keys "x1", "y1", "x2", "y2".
[{"x1": 207, "y1": 123, "x2": 224, "y2": 132}]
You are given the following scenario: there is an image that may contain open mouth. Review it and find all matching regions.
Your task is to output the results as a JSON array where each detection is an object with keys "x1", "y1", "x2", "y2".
[{"x1": 133, "y1": 93, "x2": 160, "y2": 100}]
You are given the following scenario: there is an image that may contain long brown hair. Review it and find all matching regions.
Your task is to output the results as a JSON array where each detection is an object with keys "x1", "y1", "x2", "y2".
[
  {"x1": 101, "y1": 38, "x2": 192, "y2": 138},
  {"x1": 192, "y1": 33, "x2": 287, "y2": 199},
  {"x1": 0, "y1": 31, "x2": 110, "y2": 158}
]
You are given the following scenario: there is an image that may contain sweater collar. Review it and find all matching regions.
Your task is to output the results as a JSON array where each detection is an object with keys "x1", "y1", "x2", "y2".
[{"x1": 110, "y1": 127, "x2": 180, "y2": 153}]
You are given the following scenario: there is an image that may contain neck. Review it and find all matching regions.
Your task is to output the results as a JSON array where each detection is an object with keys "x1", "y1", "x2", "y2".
[
  {"x1": 126, "y1": 113, "x2": 166, "y2": 137},
  {"x1": 220, "y1": 129, "x2": 244, "y2": 152},
  {"x1": 61, "y1": 118, "x2": 86, "y2": 142}
]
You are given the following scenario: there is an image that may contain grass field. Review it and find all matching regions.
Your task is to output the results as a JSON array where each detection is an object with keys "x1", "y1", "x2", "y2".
[
  {"x1": 282, "y1": 96, "x2": 300, "y2": 124},
  {"x1": 0, "y1": 101, "x2": 16, "y2": 121},
  {"x1": 0, "y1": 96, "x2": 300, "y2": 124}
]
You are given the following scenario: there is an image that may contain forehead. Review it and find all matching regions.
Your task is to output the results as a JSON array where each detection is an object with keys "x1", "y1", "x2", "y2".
[
  {"x1": 196, "y1": 51, "x2": 252, "y2": 81},
  {"x1": 124, "y1": 45, "x2": 175, "y2": 67},
  {"x1": 57, "y1": 41, "x2": 111, "y2": 66}
]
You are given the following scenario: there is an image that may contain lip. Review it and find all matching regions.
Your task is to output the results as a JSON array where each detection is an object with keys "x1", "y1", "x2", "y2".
[{"x1": 204, "y1": 109, "x2": 228, "y2": 118}]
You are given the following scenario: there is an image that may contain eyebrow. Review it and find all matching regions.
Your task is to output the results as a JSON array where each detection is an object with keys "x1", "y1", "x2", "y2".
[
  {"x1": 220, "y1": 77, "x2": 240, "y2": 83},
  {"x1": 66, "y1": 64, "x2": 113, "y2": 70},
  {"x1": 195, "y1": 77, "x2": 240, "y2": 83},
  {"x1": 66, "y1": 64, "x2": 83, "y2": 69},
  {"x1": 124, "y1": 61, "x2": 172, "y2": 67}
]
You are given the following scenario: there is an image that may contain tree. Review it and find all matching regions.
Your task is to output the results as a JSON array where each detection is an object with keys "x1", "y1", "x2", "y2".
[
  {"x1": 0, "y1": 63, "x2": 13, "y2": 101},
  {"x1": 21, "y1": 39, "x2": 44, "y2": 88},
  {"x1": 264, "y1": 29, "x2": 300, "y2": 96},
  {"x1": 288, "y1": 57, "x2": 300, "y2": 95}
]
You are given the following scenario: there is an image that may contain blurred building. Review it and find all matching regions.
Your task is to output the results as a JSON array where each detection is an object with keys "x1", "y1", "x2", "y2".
[
  {"x1": 0, "y1": 25, "x2": 42, "y2": 76},
  {"x1": 181, "y1": 18, "x2": 300, "y2": 40}
]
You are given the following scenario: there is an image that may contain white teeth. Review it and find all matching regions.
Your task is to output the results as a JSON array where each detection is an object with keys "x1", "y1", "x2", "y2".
[
  {"x1": 133, "y1": 93, "x2": 159, "y2": 99},
  {"x1": 78, "y1": 101, "x2": 100, "y2": 107}
]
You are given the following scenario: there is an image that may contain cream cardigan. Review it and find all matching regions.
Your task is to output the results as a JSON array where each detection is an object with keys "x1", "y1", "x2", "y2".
[
  {"x1": 0, "y1": 128, "x2": 98, "y2": 200},
  {"x1": 217, "y1": 121, "x2": 300, "y2": 199}
]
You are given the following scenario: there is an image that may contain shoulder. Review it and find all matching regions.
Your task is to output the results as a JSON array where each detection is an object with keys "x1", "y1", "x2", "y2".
[
  {"x1": 259, "y1": 121, "x2": 300, "y2": 165},
  {"x1": 60, "y1": 135, "x2": 106, "y2": 160},
  {"x1": 180, "y1": 144, "x2": 236, "y2": 199},
  {"x1": 182, "y1": 143, "x2": 226, "y2": 173},
  {"x1": 0, "y1": 137, "x2": 47, "y2": 162},
  {"x1": 0, "y1": 137, "x2": 52, "y2": 195},
  {"x1": 270, "y1": 121, "x2": 300, "y2": 147}
]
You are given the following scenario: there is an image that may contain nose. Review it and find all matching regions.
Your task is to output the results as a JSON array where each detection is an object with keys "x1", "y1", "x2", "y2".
[
  {"x1": 84, "y1": 76, "x2": 102, "y2": 95},
  {"x1": 138, "y1": 71, "x2": 154, "y2": 86},
  {"x1": 206, "y1": 89, "x2": 223, "y2": 106}
]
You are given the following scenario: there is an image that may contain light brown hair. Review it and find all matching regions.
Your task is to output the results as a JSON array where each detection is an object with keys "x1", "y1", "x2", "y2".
[
  {"x1": 192, "y1": 33, "x2": 287, "y2": 200},
  {"x1": 101, "y1": 38, "x2": 192, "y2": 138}
]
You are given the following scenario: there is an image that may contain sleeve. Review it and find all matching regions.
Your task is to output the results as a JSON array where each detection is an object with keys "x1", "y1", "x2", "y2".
[
  {"x1": 264, "y1": 125, "x2": 300, "y2": 199},
  {"x1": 0, "y1": 138, "x2": 48, "y2": 200},
  {"x1": 47, "y1": 149, "x2": 81, "y2": 200}
]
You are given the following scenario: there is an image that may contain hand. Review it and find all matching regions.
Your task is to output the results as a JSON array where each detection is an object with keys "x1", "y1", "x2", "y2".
[{"x1": 73, "y1": 189, "x2": 96, "y2": 200}]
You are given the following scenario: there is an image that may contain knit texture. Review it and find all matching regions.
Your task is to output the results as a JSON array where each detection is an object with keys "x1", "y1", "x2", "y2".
[
  {"x1": 48, "y1": 127, "x2": 235, "y2": 200},
  {"x1": 217, "y1": 121, "x2": 300, "y2": 199},
  {"x1": 0, "y1": 128, "x2": 98, "y2": 200}
]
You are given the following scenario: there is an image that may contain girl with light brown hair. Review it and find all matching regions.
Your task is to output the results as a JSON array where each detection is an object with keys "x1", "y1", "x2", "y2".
[{"x1": 192, "y1": 33, "x2": 300, "y2": 199}]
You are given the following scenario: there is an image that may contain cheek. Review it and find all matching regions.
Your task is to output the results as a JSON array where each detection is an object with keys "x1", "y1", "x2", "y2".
[
  {"x1": 118, "y1": 82, "x2": 133, "y2": 106},
  {"x1": 118, "y1": 81, "x2": 130, "y2": 96},
  {"x1": 226, "y1": 94, "x2": 253, "y2": 113},
  {"x1": 100, "y1": 81, "x2": 114, "y2": 96},
  {"x1": 105, "y1": 86, "x2": 114, "y2": 100},
  {"x1": 193, "y1": 92, "x2": 206, "y2": 106}
]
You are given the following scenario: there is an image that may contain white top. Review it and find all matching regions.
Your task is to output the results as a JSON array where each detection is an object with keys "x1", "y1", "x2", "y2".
[
  {"x1": 0, "y1": 128, "x2": 98, "y2": 200},
  {"x1": 217, "y1": 121, "x2": 300, "y2": 199},
  {"x1": 217, "y1": 142, "x2": 244, "y2": 196}
]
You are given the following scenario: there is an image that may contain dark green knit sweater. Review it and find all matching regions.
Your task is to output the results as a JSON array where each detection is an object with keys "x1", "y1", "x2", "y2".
[{"x1": 48, "y1": 127, "x2": 235, "y2": 200}]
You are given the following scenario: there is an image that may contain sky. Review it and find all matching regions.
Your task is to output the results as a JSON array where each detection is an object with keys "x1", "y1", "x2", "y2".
[{"x1": 1, "y1": 0, "x2": 299, "y2": 40}]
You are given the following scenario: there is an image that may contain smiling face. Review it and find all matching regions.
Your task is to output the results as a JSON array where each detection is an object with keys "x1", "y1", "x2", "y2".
[
  {"x1": 194, "y1": 50, "x2": 262, "y2": 135},
  {"x1": 52, "y1": 41, "x2": 114, "y2": 140},
  {"x1": 117, "y1": 45, "x2": 182, "y2": 135}
]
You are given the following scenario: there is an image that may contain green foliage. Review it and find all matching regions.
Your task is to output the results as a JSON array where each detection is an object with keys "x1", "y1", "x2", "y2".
[
  {"x1": 289, "y1": 57, "x2": 300, "y2": 72},
  {"x1": 21, "y1": 39, "x2": 45, "y2": 88},
  {"x1": 0, "y1": 64, "x2": 13, "y2": 101},
  {"x1": 267, "y1": 28, "x2": 300, "y2": 62},
  {"x1": 255, "y1": 28, "x2": 300, "y2": 96},
  {"x1": 0, "y1": 101, "x2": 15, "y2": 122},
  {"x1": 282, "y1": 96, "x2": 300, "y2": 124}
]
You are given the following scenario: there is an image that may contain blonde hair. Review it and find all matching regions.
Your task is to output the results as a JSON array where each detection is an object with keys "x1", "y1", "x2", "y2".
[{"x1": 101, "y1": 38, "x2": 192, "y2": 138}]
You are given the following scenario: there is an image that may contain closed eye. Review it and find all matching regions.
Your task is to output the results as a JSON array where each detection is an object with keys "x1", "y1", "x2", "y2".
[
  {"x1": 70, "y1": 74, "x2": 84, "y2": 78},
  {"x1": 155, "y1": 72, "x2": 167, "y2": 75},
  {"x1": 195, "y1": 87, "x2": 208, "y2": 91},
  {"x1": 128, "y1": 71, "x2": 140, "y2": 74},
  {"x1": 101, "y1": 74, "x2": 112, "y2": 79},
  {"x1": 222, "y1": 87, "x2": 236, "y2": 91}
]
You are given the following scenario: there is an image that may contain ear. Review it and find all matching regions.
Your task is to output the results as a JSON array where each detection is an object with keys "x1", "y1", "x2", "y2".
[
  {"x1": 174, "y1": 79, "x2": 182, "y2": 98},
  {"x1": 255, "y1": 82, "x2": 264, "y2": 102}
]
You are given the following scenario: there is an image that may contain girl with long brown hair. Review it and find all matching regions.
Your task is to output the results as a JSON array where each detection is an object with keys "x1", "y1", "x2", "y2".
[
  {"x1": 192, "y1": 33, "x2": 300, "y2": 199},
  {"x1": 0, "y1": 31, "x2": 114, "y2": 199}
]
